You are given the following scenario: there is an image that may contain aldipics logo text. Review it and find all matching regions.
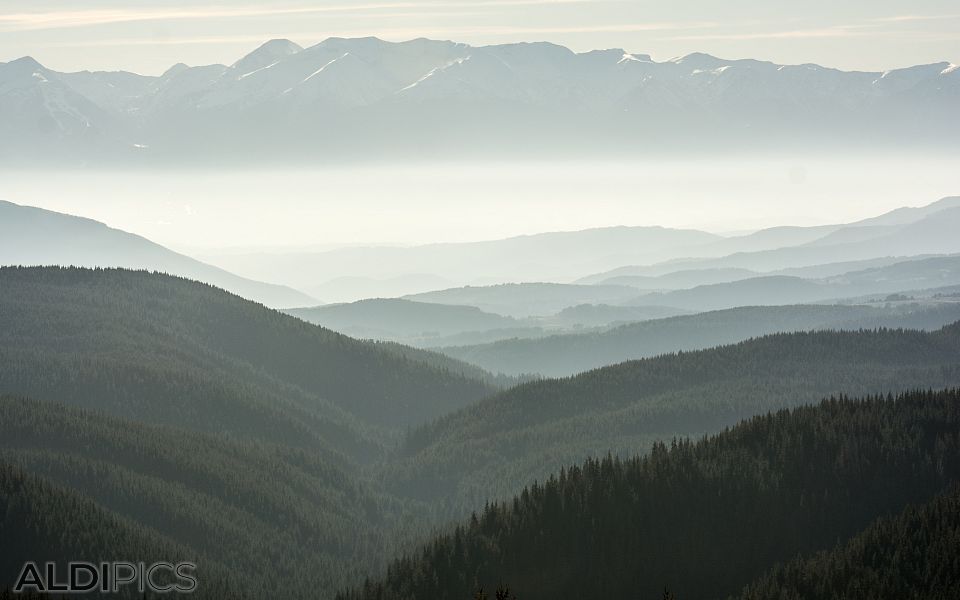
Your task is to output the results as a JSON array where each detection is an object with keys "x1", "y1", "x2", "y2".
[{"x1": 12, "y1": 562, "x2": 197, "y2": 594}]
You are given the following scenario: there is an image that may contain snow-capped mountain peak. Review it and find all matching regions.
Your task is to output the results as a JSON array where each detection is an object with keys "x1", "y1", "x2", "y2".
[
  {"x1": 2, "y1": 38, "x2": 957, "y2": 162},
  {"x1": 232, "y1": 39, "x2": 304, "y2": 76}
]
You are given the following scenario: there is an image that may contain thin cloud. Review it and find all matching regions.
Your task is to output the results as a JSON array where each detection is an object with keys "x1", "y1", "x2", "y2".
[
  {"x1": 664, "y1": 12, "x2": 960, "y2": 43},
  {"x1": 665, "y1": 19, "x2": 960, "y2": 43},
  {"x1": 666, "y1": 25, "x2": 879, "y2": 41},
  {"x1": 872, "y1": 14, "x2": 960, "y2": 23},
  {"x1": 458, "y1": 22, "x2": 718, "y2": 35},
  {"x1": 0, "y1": 0, "x2": 593, "y2": 31}
]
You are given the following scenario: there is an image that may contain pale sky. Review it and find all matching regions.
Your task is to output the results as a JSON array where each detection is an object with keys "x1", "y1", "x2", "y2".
[{"x1": 1, "y1": 0, "x2": 958, "y2": 75}]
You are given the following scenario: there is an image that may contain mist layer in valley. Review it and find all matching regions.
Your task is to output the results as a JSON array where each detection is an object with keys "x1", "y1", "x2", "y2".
[{"x1": 3, "y1": 155, "x2": 959, "y2": 300}]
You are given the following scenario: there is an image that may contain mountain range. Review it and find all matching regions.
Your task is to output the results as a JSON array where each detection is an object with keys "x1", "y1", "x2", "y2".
[
  {"x1": 2, "y1": 37, "x2": 958, "y2": 163},
  {"x1": 6, "y1": 196, "x2": 960, "y2": 331},
  {"x1": 5, "y1": 25, "x2": 960, "y2": 600},
  {"x1": 207, "y1": 196, "x2": 960, "y2": 301}
]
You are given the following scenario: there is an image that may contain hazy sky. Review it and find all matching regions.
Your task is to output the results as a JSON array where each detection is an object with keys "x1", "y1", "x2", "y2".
[{"x1": 1, "y1": 1, "x2": 958, "y2": 74}]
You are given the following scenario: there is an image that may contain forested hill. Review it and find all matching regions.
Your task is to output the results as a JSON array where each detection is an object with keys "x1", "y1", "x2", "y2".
[
  {"x1": 0, "y1": 458, "x2": 243, "y2": 600},
  {"x1": 0, "y1": 395, "x2": 397, "y2": 598},
  {"x1": 735, "y1": 485, "x2": 960, "y2": 600},
  {"x1": 438, "y1": 303, "x2": 960, "y2": 377},
  {"x1": 343, "y1": 390, "x2": 960, "y2": 600},
  {"x1": 389, "y1": 323, "x2": 960, "y2": 507},
  {"x1": 0, "y1": 267, "x2": 497, "y2": 461}
]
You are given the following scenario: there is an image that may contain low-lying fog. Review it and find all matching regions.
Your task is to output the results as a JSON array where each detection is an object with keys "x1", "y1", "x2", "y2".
[{"x1": 3, "y1": 155, "x2": 958, "y2": 253}]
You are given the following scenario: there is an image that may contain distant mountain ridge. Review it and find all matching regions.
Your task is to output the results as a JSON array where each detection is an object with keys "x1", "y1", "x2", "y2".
[
  {"x1": 0, "y1": 200, "x2": 314, "y2": 308},
  {"x1": 438, "y1": 302, "x2": 960, "y2": 377},
  {"x1": 286, "y1": 298, "x2": 522, "y2": 345},
  {"x1": 208, "y1": 224, "x2": 721, "y2": 301},
  {"x1": 579, "y1": 196, "x2": 960, "y2": 283},
  {"x1": 2, "y1": 37, "x2": 957, "y2": 162},
  {"x1": 206, "y1": 196, "x2": 960, "y2": 302}
]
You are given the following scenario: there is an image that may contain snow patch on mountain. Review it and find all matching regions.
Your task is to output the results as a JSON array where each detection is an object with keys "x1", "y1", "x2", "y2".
[{"x1": 238, "y1": 60, "x2": 281, "y2": 80}]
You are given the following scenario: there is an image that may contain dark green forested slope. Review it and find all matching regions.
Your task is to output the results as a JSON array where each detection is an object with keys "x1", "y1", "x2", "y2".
[
  {"x1": 0, "y1": 266, "x2": 497, "y2": 461},
  {"x1": 0, "y1": 396, "x2": 411, "y2": 598},
  {"x1": 439, "y1": 303, "x2": 960, "y2": 377},
  {"x1": 343, "y1": 390, "x2": 960, "y2": 600},
  {"x1": 735, "y1": 485, "x2": 960, "y2": 600},
  {"x1": 390, "y1": 323, "x2": 960, "y2": 507},
  {"x1": 0, "y1": 459, "x2": 242, "y2": 599}
]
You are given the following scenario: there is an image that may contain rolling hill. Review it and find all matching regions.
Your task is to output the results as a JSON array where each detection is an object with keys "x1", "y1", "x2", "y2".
[
  {"x1": 392, "y1": 323, "x2": 960, "y2": 507},
  {"x1": 577, "y1": 267, "x2": 759, "y2": 289},
  {"x1": 0, "y1": 266, "x2": 498, "y2": 462},
  {"x1": 736, "y1": 485, "x2": 960, "y2": 600},
  {"x1": 285, "y1": 298, "x2": 522, "y2": 346},
  {"x1": 438, "y1": 302, "x2": 960, "y2": 377},
  {"x1": 404, "y1": 283, "x2": 642, "y2": 318},
  {"x1": 620, "y1": 255, "x2": 960, "y2": 313},
  {"x1": 0, "y1": 457, "x2": 240, "y2": 600},
  {"x1": 549, "y1": 304, "x2": 691, "y2": 328},
  {"x1": 0, "y1": 396, "x2": 392, "y2": 598},
  {"x1": 0, "y1": 200, "x2": 314, "y2": 308}
]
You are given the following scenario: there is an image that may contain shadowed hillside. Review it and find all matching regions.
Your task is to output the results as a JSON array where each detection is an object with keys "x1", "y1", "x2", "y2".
[
  {"x1": 0, "y1": 267, "x2": 498, "y2": 462},
  {"x1": 343, "y1": 390, "x2": 960, "y2": 600},
  {"x1": 735, "y1": 485, "x2": 960, "y2": 600}
]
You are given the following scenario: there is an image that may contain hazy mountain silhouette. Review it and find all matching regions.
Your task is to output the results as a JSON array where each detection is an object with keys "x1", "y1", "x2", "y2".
[
  {"x1": 613, "y1": 199, "x2": 960, "y2": 276},
  {"x1": 405, "y1": 283, "x2": 643, "y2": 318},
  {"x1": 578, "y1": 196, "x2": 960, "y2": 282},
  {"x1": 0, "y1": 200, "x2": 314, "y2": 308},
  {"x1": 286, "y1": 298, "x2": 521, "y2": 344},
  {"x1": 438, "y1": 302, "x2": 960, "y2": 377},
  {"x1": 209, "y1": 225, "x2": 720, "y2": 302},
  {"x1": 623, "y1": 255, "x2": 960, "y2": 312},
  {"x1": 204, "y1": 197, "x2": 960, "y2": 301}
]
